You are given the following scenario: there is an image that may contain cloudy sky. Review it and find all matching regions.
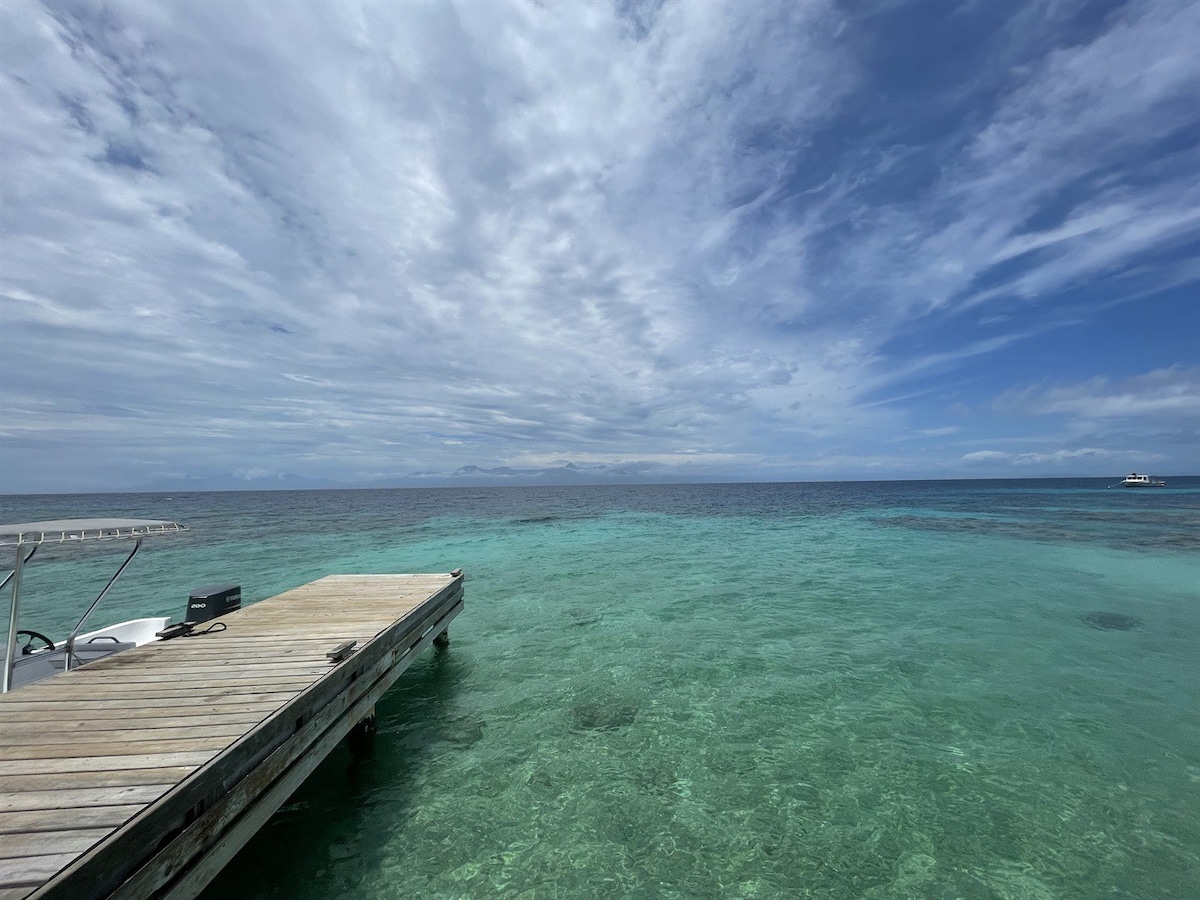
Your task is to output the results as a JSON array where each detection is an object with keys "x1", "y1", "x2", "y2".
[{"x1": 1, "y1": 0, "x2": 1197, "y2": 493}]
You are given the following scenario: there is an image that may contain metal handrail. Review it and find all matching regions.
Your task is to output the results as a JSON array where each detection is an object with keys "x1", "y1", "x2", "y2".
[
  {"x1": 63, "y1": 539, "x2": 143, "y2": 672},
  {"x1": 0, "y1": 546, "x2": 36, "y2": 594},
  {"x1": 1, "y1": 546, "x2": 33, "y2": 693}
]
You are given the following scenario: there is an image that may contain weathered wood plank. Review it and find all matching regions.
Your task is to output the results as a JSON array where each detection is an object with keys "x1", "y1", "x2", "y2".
[
  {"x1": 0, "y1": 736, "x2": 233, "y2": 762},
  {"x1": 0, "y1": 696, "x2": 292, "y2": 713},
  {"x1": 64, "y1": 658, "x2": 337, "y2": 674},
  {"x1": 0, "y1": 830, "x2": 110, "y2": 861},
  {"x1": 0, "y1": 785, "x2": 170, "y2": 814},
  {"x1": 0, "y1": 753, "x2": 216, "y2": 779},
  {"x1": 0, "y1": 806, "x2": 143, "y2": 836},
  {"x1": 0, "y1": 768, "x2": 197, "y2": 794},
  {"x1": 89, "y1": 652, "x2": 352, "y2": 667},
  {"x1": 12, "y1": 683, "x2": 314, "y2": 702},
  {"x1": 0, "y1": 723, "x2": 250, "y2": 748},
  {"x1": 0, "y1": 712, "x2": 267, "y2": 733},
  {"x1": 0, "y1": 703, "x2": 281, "y2": 722},
  {"x1": 13, "y1": 673, "x2": 325, "y2": 690},
  {"x1": 0, "y1": 852, "x2": 74, "y2": 888},
  {"x1": 22, "y1": 668, "x2": 329, "y2": 687}
]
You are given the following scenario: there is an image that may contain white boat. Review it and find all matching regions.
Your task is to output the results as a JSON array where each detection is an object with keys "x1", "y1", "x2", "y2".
[
  {"x1": 1120, "y1": 473, "x2": 1165, "y2": 487},
  {"x1": 1, "y1": 518, "x2": 188, "y2": 692}
]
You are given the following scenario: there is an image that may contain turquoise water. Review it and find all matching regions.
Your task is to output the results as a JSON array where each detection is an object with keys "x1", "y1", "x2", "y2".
[{"x1": 2, "y1": 480, "x2": 1198, "y2": 898}]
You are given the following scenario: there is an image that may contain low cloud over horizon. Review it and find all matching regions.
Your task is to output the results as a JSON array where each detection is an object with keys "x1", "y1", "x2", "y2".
[{"x1": 2, "y1": 0, "x2": 1197, "y2": 493}]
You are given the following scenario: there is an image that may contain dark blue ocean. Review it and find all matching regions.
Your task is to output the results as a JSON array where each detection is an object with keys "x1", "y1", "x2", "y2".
[{"x1": 2, "y1": 479, "x2": 1198, "y2": 899}]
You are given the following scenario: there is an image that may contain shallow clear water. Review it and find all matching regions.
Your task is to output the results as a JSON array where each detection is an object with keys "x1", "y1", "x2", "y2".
[{"x1": 2, "y1": 480, "x2": 1198, "y2": 899}]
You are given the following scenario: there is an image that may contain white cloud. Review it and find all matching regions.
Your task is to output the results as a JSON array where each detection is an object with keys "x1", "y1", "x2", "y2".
[
  {"x1": 996, "y1": 366, "x2": 1200, "y2": 421},
  {"x1": 962, "y1": 450, "x2": 1011, "y2": 462},
  {"x1": 963, "y1": 448, "x2": 1123, "y2": 465}
]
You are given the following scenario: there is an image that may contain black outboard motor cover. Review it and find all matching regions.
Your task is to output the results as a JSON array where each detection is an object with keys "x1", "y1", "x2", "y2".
[{"x1": 187, "y1": 584, "x2": 241, "y2": 623}]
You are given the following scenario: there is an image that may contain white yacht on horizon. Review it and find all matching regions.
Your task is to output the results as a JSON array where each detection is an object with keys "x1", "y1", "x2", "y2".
[{"x1": 1120, "y1": 472, "x2": 1166, "y2": 487}]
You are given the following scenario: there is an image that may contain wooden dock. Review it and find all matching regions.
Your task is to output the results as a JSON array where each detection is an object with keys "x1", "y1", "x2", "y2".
[{"x1": 0, "y1": 572, "x2": 463, "y2": 900}]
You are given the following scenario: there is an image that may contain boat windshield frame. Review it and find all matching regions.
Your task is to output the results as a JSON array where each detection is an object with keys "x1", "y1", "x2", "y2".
[{"x1": 1, "y1": 518, "x2": 188, "y2": 693}]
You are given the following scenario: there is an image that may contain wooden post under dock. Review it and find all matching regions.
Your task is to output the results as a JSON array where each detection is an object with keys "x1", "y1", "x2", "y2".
[{"x1": 0, "y1": 572, "x2": 464, "y2": 900}]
